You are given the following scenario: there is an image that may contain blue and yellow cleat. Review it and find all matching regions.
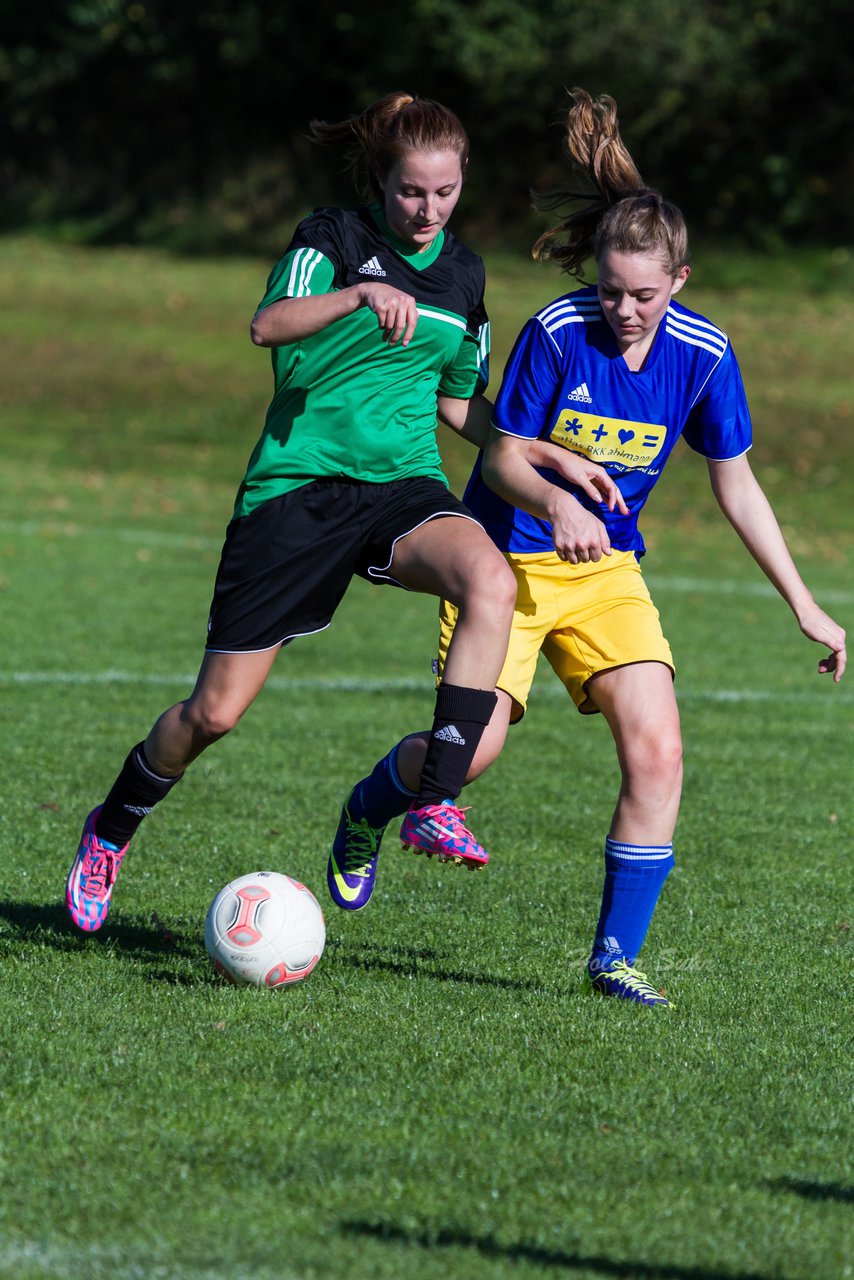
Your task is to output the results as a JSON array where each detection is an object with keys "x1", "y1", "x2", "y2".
[
  {"x1": 584, "y1": 959, "x2": 670, "y2": 1007},
  {"x1": 327, "y1": 799, "x2": 387, "y2": 911}
]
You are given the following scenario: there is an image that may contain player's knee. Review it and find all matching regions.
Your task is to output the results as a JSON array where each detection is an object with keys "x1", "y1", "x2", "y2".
[
  {"x1": 396, "y1": 732, "x2": 429, "y2": 793},
  {"x1": 461, "y1": 553, "x2": 516, "y2": 623},
  {"x1": 492, "y1": 557, "x2": 519, "y2": 618},
  {"x1": 652, "y1": 733, "x2": 683, "y2": 791},
  {"x1": 183, "y1": 697, "x2": 243, "y2": 743},
  {"x1": 628, "y1": 727, "x2": 682, "y2": 793}
]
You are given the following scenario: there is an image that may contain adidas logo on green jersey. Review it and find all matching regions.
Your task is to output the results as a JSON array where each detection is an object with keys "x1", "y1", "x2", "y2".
[{"x1": 358, "y1": 256, "x2": 387, "y2": 277}]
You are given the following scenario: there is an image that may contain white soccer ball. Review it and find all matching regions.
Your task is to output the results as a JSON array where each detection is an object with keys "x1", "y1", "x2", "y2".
[{"x1": 204, "y1": 871, "x2": 326, "y2": 988}]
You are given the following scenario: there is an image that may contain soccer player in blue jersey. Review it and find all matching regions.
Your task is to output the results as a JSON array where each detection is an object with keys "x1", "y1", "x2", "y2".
[
  {"x1": 331, "y1": 90, "x2": 846, "y2": 1006},
  {"x1": 65, "y1": 91, "x2": 616, "y2": 933}
]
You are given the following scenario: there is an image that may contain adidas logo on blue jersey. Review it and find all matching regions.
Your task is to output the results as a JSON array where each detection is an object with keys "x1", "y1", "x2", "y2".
[
  {"x1": 567, "y1": 382, "x2": 593, "y2": 404},
  {"x1": 358, "y1": 256, "x2": 387, "y2": 277}
]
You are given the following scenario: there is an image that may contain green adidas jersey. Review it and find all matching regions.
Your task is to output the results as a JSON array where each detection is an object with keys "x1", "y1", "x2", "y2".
[{"x1": 233, "y1": 205, "x2": 490, "y2": 517}]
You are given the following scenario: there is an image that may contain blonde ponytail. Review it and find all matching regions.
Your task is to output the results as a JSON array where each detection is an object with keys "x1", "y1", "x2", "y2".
[{"x1": 532, "y1": 88, "x2": 688, "y2": 279}]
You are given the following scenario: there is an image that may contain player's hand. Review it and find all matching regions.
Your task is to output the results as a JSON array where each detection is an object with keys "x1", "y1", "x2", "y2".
[
  {"x1": 357, "y1": 281, "x2": 419, "y2": 346},
  {"x1": 567, "y1": 458, "x2": 629, "y2": 515},
  {"x1": 798, "y1": 603, "x2": 847, "y2": 682},
  {"x1": 537, "y1": 447, "x2": 629, "y2": 515},
  {"x1": 548, "y1": 491, "x2": 612, "y2": 564}
]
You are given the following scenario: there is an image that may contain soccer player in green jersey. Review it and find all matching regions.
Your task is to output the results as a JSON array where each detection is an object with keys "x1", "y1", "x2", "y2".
[{"x1": 66, "y1": 91, "x2": 617, "y2": 932}]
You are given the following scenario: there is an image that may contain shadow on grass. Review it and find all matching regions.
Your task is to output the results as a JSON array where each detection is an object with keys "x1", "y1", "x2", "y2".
[
  {"x1": 342, "y1": 1221, "x2": 775, "y2": 1279},
  {"x1": 0, "y1": 898, "x2": 198, "y2": 962},
  {"x1": 770, "y1": 1176, "x2": 854, "y2": 1203},
  {"x1": 328, "y1": 937, "x2": 547, "y2": 994}
]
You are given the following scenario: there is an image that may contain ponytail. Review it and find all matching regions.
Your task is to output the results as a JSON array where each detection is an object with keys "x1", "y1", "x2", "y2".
[{"x1": 532, "y1": 88, "x2": 689, "y2": 279}]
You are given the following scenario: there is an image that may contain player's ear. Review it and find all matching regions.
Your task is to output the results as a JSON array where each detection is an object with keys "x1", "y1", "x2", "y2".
[{"x1": 671, "y1": 265, "x2": 691, "y2": 295}]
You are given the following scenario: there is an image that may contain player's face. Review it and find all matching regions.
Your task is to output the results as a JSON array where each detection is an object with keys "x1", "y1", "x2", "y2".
[
  {"x1": 380, "y1": 149, "x2": 464, "y2": 250},
  {"x1": 597, "y1": 250, "x2": 690, "y2": 360}
]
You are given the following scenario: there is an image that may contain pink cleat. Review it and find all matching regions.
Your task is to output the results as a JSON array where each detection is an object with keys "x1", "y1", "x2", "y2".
[
  {"x1": 66, "y1": 807, "x2": 129, "y2": 932},
  {"x1": 400, "y1": 799, "x2": 489, "y2": 869}
]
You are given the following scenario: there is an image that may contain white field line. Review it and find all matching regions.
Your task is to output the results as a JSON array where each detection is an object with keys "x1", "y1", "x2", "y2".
[
  {"x1": 646, "y1": 574, "x2": 854, "y2": 606},
  {"x1": 2, "y1": 518, "x2": 852, "y2": 604},
  {"x1": 0, "y1": 518, "x2": 223, "y2": 552},
  {"x1": 1, "y1": 670, "x2": 851, "y2": 705},
  {"x1": 0, "y1": 1240, "x2": 248, "y2": 1280}
]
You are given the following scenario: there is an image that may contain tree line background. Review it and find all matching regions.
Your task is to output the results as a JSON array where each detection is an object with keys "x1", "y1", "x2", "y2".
[{"x1": 2, "y1": 0, "x2": 852, "y2": 256}]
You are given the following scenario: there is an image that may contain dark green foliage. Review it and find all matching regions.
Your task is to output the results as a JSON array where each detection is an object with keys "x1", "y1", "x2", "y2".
[{"x1": 1, "y1": 1, "x2": 853, "y2": 248}]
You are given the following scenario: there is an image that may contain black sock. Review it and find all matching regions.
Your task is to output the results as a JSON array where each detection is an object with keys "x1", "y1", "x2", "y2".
[
  {"x1": 95, "y1": 743, "x2": 183, "y2": 847},
  {"x1": 416, "y1": 684, "x2": 497, "y2": 806}
]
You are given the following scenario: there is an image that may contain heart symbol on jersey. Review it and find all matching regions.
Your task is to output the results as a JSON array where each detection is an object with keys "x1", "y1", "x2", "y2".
[{"x1": 618, "y1": 429, "x2": 635, "y2": 444}]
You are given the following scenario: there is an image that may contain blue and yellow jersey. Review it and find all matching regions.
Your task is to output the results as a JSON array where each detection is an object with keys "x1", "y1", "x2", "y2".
[
  {"x1": 234, "y1": 205, "x2": 490, "y2": 518},
  {"x1": 463, "y1": 286, "x2": 752, "y2": 555}
]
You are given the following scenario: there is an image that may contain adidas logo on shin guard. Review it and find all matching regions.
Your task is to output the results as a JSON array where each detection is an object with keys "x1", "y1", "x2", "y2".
[{"x1": 433, "y1": 724, "x2": 466, "y2": 745}]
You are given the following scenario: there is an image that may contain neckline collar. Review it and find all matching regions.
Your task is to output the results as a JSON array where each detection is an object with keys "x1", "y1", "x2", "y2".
[{"x1": 368, "y1": 205, "x2": 445, "y2": 268}]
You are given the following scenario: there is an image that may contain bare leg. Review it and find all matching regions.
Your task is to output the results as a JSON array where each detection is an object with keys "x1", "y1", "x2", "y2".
[
  {"x1": 586, "y1": 661, "x2": 683, "y2": 842},
  {"x1": 385, "y1": 515, "x2": 517, "y2": 815},
  {"x1": 144, "y1": 647, "x2": 281, "y2": 776},
  {"x1": 389, "y1": 516, "x2": 517, "y2": 689},
  {"x1": 327, "y1": 517, "x2": 516, "y2": 903},
  {"x1": 68, "y1": 645, "x2": 284, "y2": 931},
  {"x1": 582, "y1": 661, "x2": 681, "y2": 998}
]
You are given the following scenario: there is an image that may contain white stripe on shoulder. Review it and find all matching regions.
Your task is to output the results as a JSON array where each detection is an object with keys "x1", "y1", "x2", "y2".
[
  {"x1": 535, "y1": 297, "x2": 601, "y2": 351},
  {"x1": 537, "y1": 296, "x2": 601, "y2": 328},
  {"x1": 665, "y1": 326, "x2": 728, "y2": 359},
  {"x1": 287, "y1": 247, "x2": 324, "y2": 297},
  {"x1": 665, "y1": 307, "x2": 728, "y2": 357}
]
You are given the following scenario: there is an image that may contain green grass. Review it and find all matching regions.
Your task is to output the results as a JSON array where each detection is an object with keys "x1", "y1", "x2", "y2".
[{"x1": 0, "y1": 235, "x2": 852, "y2": 1280}]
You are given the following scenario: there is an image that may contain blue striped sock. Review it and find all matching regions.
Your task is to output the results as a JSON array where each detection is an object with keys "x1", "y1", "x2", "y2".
[
  {"x1": 588, "y1": 837, "x2": 675, "y2": 974},
  {"x1": 347, "y1": 745, "x2": 416, "y2": 828}
]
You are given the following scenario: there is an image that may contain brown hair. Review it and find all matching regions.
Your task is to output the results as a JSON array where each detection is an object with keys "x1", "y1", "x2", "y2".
[
  {"x1": 532, "y1": 88, "x2": 689, "y2": 279},
  {"x1": 309, "y1": 92, "x2": 470, "y2": 201}
]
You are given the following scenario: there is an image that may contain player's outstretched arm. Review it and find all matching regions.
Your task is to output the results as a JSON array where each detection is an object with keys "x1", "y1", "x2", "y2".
[
  {"x1": 437, "y1": 405, "x2": 628, "y2": 520},
  {"x1": 708, "y1": 454, "x2": 847, "y2": 681},
  {"x1": 483, "y1": 429, "x2": 612, "y2": 564}
]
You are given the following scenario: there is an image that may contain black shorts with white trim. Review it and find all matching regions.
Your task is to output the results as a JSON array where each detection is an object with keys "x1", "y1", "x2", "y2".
[{"x1": 205, "y1": 476, "x2": 477, "y2": 653}]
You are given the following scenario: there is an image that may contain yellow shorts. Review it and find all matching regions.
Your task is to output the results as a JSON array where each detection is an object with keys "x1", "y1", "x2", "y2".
[{"x1": 438, "y1": 549, "x2": 674, "y2": 719}]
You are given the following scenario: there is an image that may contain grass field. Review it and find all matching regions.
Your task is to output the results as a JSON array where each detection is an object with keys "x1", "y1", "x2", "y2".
[{"x1": 0, "y1": 235, "x2": 852, "y2": 1280}]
